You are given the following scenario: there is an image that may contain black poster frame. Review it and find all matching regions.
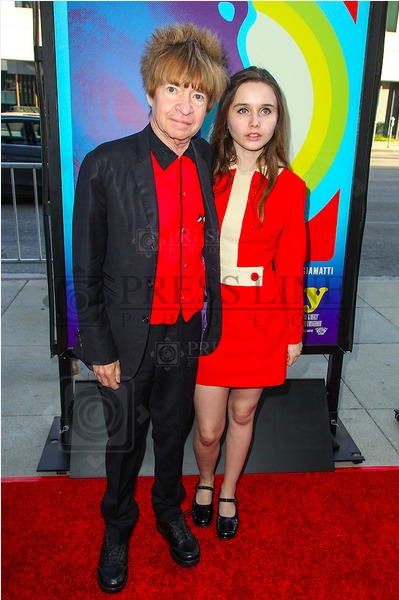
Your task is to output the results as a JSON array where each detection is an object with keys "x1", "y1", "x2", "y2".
[{"x1": 36, "y1": 1, "x2": 387, "y2": 461}]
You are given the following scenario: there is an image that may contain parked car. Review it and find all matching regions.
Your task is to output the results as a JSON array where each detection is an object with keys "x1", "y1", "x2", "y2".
[{"x1": 1, "y1": 112, "x2": 42, "y2": 201}]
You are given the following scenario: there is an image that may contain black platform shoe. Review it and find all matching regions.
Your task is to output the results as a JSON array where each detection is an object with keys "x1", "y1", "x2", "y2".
[
  {"x1": 216, "y1": 497, "x2": 238, "y2": 540},
  {"x1": 192, "y1": 484, "x2": 214, "y2": 527}
]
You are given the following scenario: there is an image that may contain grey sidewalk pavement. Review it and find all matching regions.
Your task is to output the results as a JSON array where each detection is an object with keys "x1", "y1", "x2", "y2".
[{"x1": 2, "y1": 274, "x2": 399, "y2": 477}]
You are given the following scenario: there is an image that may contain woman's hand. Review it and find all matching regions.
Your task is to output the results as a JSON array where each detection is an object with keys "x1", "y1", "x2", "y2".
[{"x1": 287, "y1": 342, "x2": 302, "y2": 366}]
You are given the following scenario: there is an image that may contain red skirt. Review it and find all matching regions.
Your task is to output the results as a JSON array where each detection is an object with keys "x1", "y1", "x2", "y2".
[{"x1": 197, "y1": 284, "x2": 289, "y2": 388}]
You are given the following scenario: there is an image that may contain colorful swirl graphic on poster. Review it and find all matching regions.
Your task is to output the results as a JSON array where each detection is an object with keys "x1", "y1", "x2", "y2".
[{"x1": 54, "y1": 1, "x2": 370, "y2": 348}]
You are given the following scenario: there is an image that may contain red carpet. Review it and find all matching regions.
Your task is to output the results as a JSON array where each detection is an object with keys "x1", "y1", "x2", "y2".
[{"x1": 2, "y1": 469, "x2": 399, "y2": 600}]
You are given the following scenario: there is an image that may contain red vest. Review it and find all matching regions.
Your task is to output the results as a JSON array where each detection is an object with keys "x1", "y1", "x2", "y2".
[{"x1": 150, "y1": 153, "x2": 205, "y2": 324}]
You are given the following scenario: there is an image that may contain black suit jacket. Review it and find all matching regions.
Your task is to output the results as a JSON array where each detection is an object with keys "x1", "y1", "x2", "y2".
[{"x1": 72, "y1": 124, "x2": 221, "y2": 377}]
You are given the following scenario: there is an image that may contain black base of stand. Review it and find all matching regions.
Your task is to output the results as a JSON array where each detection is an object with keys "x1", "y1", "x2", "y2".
[
  {"x1": 332, "y1": 418, "x2": 365, "y2": 463},
  {"x1": 37, "y1": 380, "x2": 365, "y2": 477},
  {"x1": 36, "y1": 416, "x2": 70, "y2": 473}
]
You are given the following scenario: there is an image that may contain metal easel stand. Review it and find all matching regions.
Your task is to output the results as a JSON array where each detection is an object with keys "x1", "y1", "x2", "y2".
[
  {"x1": 327, "y1": 352, "x2": 364, "y2": 464},
  {"x1": 37, "y1": 353, "x2": 74, "y2": 474}
]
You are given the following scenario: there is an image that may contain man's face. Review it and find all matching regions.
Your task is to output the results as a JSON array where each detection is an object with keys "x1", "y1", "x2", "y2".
[{"x1": 147, "y1": 83, "x2": 208, "y2": 153}]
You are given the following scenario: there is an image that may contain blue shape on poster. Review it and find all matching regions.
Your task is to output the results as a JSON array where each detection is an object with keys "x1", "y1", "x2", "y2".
[{"x1": 218, "y1": 2, "x2": 235, "y2": 22}]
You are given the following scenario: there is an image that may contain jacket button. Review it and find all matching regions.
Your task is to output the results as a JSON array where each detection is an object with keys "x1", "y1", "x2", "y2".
[
  {"x1": 147, "y1": 280, "x2": 154, "y2": 288},
  {"x1": 251, "y1": 272, "x2": 259, "y2": 281},
  {"x1": 142, "y1": 316, "x2": 149, "y2": 324}
]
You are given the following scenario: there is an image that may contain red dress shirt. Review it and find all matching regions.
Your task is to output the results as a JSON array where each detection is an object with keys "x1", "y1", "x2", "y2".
[{"x1": 150, "y1": 150, "x2": 205, "y2": 324}]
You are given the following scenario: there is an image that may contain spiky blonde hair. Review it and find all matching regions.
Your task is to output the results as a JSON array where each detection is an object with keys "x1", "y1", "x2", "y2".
[{"x1": 140, "y1": 23, "x2": 229, "y2": 111}]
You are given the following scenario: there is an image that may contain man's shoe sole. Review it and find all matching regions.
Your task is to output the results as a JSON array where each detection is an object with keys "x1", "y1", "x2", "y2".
[{"x1": 169, "y1": 549, "x2": 200, "y2": 567}]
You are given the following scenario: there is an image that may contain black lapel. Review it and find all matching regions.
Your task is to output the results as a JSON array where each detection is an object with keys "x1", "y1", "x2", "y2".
[
  {"x1": 130, "y1": 126, "x2": 158, "y2": 231},
  {"x1": 192, "y1": 143, "x2": 213, "y2": 218}
]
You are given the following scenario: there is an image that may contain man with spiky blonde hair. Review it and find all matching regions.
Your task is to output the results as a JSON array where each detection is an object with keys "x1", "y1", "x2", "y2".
[
  {"x1": 72, "y1": 22, "x2": 228, "y2": 593},
  {"x1": 141, "y1": 23, "x2": 228, "y2": 110}
]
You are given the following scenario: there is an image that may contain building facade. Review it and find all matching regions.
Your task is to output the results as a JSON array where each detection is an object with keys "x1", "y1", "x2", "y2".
[
  {"x1": 376, "y1": 2, "x2": 399, "y2": 139},
  {"x1": 1, "y1": 1, "x2": 38, "y2": 112}
]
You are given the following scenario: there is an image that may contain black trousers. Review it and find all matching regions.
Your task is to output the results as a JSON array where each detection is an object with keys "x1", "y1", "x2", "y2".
[{"x1": 99, "y1": 311, "x2": 201, "y2": 543}]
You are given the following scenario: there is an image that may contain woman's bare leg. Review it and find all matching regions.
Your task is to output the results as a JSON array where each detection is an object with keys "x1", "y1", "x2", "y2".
[
  {"x1": 219, "y1": 387, "x2": 263, "y2": 516},
  {"x1": 193, "y1": 384, "x2": 230, "y2": 504}
]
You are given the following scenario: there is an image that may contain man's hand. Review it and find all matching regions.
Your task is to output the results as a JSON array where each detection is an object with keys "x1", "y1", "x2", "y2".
[
  {"x1": 93, "y1": 360, "x2": 121, "y2": 390},
  {"x1": 287, "y1": 342, "x2": 303, "y2": 367}
]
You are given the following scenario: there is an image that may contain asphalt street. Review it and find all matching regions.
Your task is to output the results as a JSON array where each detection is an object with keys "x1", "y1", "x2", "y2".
[{"x1": 359, "y1": 165, "x2": 399, "y2": 276}]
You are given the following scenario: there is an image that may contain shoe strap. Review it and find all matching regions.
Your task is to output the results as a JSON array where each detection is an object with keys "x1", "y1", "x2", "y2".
[
  {"x1": 219, "y1": 497, "x2": 238, "y2": 504},
  {"x1": 195, "y1": 485, "x2": 214, "y2": 492}
]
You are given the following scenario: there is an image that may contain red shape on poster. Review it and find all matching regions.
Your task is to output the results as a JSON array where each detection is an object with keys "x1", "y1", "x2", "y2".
[
  {"x1": 344, "y1": 2, "x2": 358, "y2": 23},
  {"x1": 305, "y1": 191, "x2": 340, "y2": 262}
]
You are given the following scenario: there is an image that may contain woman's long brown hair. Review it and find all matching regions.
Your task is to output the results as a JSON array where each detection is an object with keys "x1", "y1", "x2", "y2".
[{"x1": 210, "y1": 66, "x2": 290, "y2": 225}]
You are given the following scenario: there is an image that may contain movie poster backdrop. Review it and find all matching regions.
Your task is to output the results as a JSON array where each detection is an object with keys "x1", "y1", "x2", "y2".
[{"x1": 51, "y1": 1, "x2": 372, "y2": 350}]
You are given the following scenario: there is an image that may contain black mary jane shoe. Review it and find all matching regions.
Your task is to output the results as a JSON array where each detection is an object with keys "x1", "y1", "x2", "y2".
[
  {"x1": 216, "y1": 497, "x2": 239, "y2": 540},
  {"x1": 192, "y1": 484, "x2": 214, "y2": 527}
]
